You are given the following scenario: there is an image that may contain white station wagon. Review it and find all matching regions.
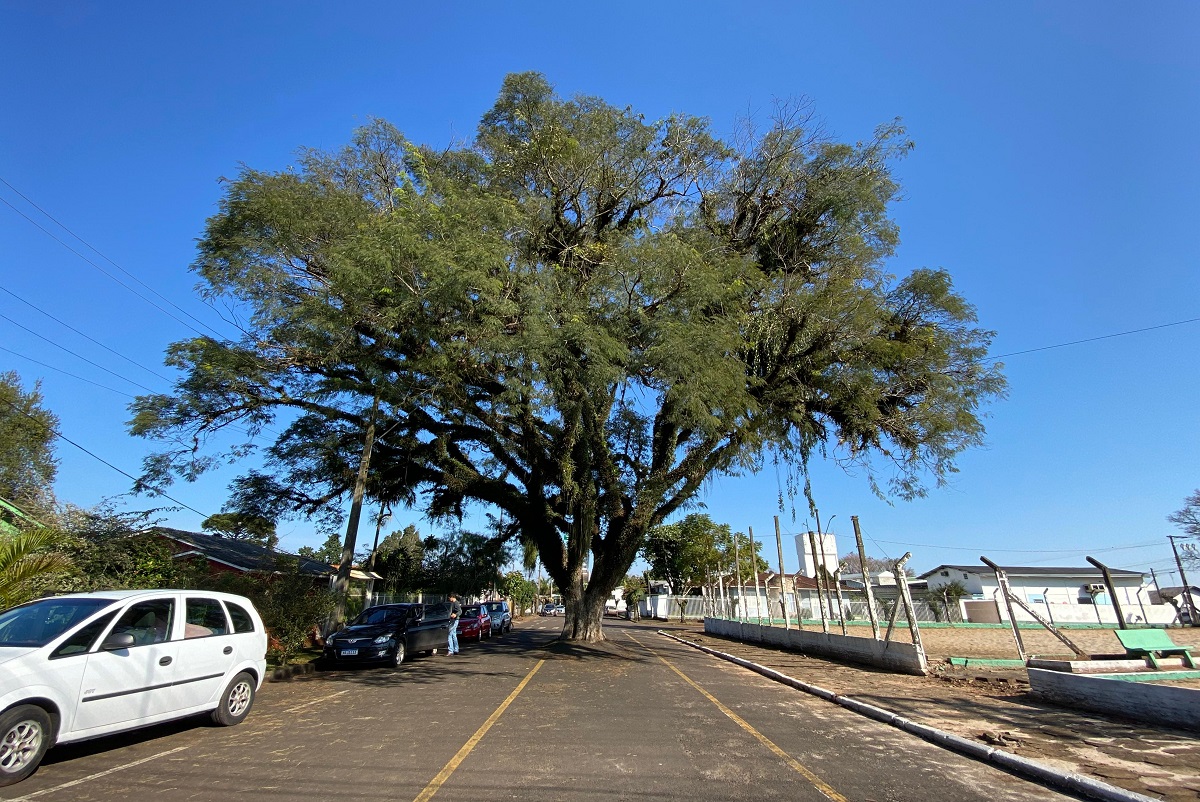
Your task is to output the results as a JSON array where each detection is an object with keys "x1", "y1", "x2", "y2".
[{"x1": 0, "y1": 589, "x2": 268, "y2": 785}]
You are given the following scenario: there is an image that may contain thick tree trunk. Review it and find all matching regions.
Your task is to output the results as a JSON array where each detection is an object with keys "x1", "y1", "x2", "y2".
[{"x1": 562, "y1": 593, "x2": 607, "y2": 641}]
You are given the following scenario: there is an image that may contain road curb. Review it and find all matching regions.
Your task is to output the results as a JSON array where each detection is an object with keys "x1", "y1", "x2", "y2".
[
  {"x1": 658, "y1": 631, "x2": 1159, "y2": 802},
  {"x1": 266, "y1": 662, "x2": 318, "y2": 682}
]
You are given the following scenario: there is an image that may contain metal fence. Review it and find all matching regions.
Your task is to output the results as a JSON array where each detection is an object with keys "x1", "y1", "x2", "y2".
[{"x1": 642, "y1": 593, "x2": 955, "y2": 624}]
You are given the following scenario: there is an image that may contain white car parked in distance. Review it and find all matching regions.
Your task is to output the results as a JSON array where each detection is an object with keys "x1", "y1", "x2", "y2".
[{"x1": 0, "y1": 589, "x2": 268, "y2": 785}]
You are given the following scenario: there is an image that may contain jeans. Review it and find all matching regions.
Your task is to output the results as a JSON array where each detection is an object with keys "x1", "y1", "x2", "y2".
[{"x1": 447, "y1": 622, "x2": 459, "y2": 654}]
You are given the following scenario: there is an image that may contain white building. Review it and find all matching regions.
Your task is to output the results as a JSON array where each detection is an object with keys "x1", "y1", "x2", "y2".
[
  {"x1": 793, "y1": 532, "x2": 838, "y2": 578},
  {"x1": 919, "y1": 564, "x2": 1177, "y2": 625}
]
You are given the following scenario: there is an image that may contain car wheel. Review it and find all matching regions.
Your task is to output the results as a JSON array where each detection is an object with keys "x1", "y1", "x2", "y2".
[
  {"x1": 211, "y1": 672, "x2": 256, "y2": 726},
  {"x1": 0, "y1": 705, "x2": 52, "y2": 786},
  {"x1": 391, "y1": 640, "x2": 407, "y2": 667}
]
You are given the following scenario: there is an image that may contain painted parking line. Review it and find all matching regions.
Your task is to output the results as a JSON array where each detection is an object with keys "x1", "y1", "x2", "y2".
[
  {"x1": 411, "y1": 659, "x2": 545, "y2": 802},
  {"x1": 281, "y1": 688, "x2": 349, "y2": 714},
  {"x1": 5, "y1": 746, "x2": 189, "y2": 802},
  {"x1": 624, "y1": 632, "x2": 849, "y2": 802}
]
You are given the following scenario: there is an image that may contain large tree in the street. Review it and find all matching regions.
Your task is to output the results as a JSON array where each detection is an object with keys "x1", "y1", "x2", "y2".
[{"x1": 131, "y1": 73, "x2": 1005, "y2": 640}]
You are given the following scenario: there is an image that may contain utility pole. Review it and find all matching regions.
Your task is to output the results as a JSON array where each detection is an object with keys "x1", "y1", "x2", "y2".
[
  {"x1": 1168, "y1": 536, "x2": 1197, "y2": 625},
  {"x1": 334, "y1": 393, "x2": 380, "y2": 621},
  {"x1": 774, "y1": 516, "x2": 790, "y2": 630}
]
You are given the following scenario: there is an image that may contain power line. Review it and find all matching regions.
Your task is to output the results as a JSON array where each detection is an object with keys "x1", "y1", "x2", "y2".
[
  {"x1": 0, "y1": 344, "x2": 276, "y2": 443},
  {"x1": 987, "y1": 317, "x2": 1200, "y2": 361},
  {"x1": 0, "y1": 345, "x2": 136, "y2": 397},
  {"x1": 859, "y1": 537, "x2": 1163, "y2": 556},
  {"x1": 0, "y1": 193, "x2": 225, "y2": 340},
  {"x1": 0, "y1": 311, "x2": 159, "y2": 394},
  {"x1": 0, "y1": 396, "x2": 211, "y2": 519},
  {"x1": 0, "y1": 284, "x2": 173, "y2": 383}
]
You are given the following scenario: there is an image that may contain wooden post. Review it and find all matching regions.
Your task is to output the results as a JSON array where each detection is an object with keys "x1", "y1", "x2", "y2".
[
  {"x1": 834, "y1": 564, "x2": 848, "y2": 636},
  {"x1": 1003, "y1": 591, "x2": 1089, "y2": 658},
  {"x1": 751, "y1": 526, "x2": 763, "y2": 623},
  {"x1": 807, "y1": 530, "x2": 829, "y2": 635},
  {"x1": 893, "y1": 553, "x2": 927, "y2": 671},
  {"x1": 733, "y1": 531, "x2": 744, "y2": 622},
  {"x1": 1086, "y1": 556, "x2": 1128, "y2": 629},
  {"x1": 852, "y1": 516, "x2": 881, "y2": 640},
  {"x1": 814, "y1": 514, "x2": 838, "y2": 631},
  {"x1": 981, "y1": 556, "x2": 1027, "y2": 662},
  {"x1": 774, "y1": 516, "x2": 790, "y2": 630},
  {"x1": 882, "y1": 594, "x2": 903, "y2": 646}
]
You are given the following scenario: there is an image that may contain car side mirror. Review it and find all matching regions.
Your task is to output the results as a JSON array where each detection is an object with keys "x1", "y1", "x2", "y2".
[{"x1": 101, "y1": 632, "x2": 135, "y2": 651}]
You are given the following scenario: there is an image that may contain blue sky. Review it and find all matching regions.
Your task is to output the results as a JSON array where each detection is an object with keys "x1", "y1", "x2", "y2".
[{"x1": 2, "y1": 2, "x2": 1198, "y2": 580}]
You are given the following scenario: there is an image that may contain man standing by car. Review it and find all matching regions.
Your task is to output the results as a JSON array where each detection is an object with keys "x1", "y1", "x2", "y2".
[{"x1": 447, "y1": 594, "x2": 462, "y2": 655}]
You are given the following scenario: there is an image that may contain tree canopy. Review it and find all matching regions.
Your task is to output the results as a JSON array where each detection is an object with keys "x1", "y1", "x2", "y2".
[
  {"x1": 838, "y1": 551, "x2": 915, "y2": 577},
  {"x1": 642, "y1": 513, "x2": 766, "y2": 593},
  {"x1": 0, "y1": 371, "x2": 58, "y2": 512},
  {"x1": 130, "y1": 72, "x2": 1005, "y2": 640}
]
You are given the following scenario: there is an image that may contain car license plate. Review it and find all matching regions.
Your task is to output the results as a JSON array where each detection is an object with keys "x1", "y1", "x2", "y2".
[{"x1": 340, "y1": 648, "x2": 358, "y2": 656}]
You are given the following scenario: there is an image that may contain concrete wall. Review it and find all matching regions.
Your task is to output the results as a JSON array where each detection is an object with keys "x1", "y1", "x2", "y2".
[
  {"x1": 704, "y1": 617, "x2": 926, "y2": 676},
  {"x1": 961, "y1": 596, "x2": 1181, "y2": 626},
  {"x1": 1027, "y1": 667, "x2": 1200, "y2": 732}
]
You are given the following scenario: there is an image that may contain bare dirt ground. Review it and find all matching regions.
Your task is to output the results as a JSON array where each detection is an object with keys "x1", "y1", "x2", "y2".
[{"x1": 656, "y1": 621, "x2": 1200, "y2": 801}]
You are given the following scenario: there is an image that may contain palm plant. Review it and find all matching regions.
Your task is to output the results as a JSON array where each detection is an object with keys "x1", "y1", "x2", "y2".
[{"x1": 0, "y1": 528, "x2": 74, "y2": 609}]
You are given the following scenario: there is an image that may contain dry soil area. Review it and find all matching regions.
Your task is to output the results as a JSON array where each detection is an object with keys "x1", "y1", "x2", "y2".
[{"x1": 663, "y1": 623, "x2": 1200, "y2": 801}]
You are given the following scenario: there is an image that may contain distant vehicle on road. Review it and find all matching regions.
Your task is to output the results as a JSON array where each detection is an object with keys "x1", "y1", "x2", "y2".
[
  {"x1": 457, "y1": 606, "x2": 492, "y2": 641},
  {"x1": 482, "y1": 600, "x2": 512, "y2": 634},
  {"x1": 324, "y1": 603, "x2": 450, "y2": 667},
  {"x1": 541, "y1": 603, "x2": 557, "y2": 616},
  {"x1": 0, "y1": 589, "x2": 267, "y2": 786},
  {"x1": 553, "y1": 604, "x2": 566, "y2": 616}
]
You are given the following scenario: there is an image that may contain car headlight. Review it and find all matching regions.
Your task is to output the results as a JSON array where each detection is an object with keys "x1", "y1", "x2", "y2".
[{"x1": 374, "y1": 634, "x2": 391, "y2": 644}]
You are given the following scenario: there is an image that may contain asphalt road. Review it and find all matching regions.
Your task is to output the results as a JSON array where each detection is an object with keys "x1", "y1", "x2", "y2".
[{"x1": 2, "y1": 618, "x2": 1078, "y2": 802}]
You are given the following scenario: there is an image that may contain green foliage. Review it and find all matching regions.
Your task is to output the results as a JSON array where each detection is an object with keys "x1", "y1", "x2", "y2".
[
  {"x1": 201, "y1": 511, "x2": 278, "y2": 549},
  {"x1": 297, "y1": 532, "x2": 344, "y2": 565},
  {"x1": 422, "y1": 530, "x2": 511, "y2": 596},
  {"x1": 642, "y1": 514, "x2": 765, "y2": 593},
  {"x1": 924, "y1": 579, "x2": 969, "y2": 622},
  {"x1": 620, "y1": 574, "x2": 646, "y2": 618},
  {"x1": 130, "y1": 74, "x2": 1006, "y2": 638},
  {"x1": 187, "y1": 558, "x2": 336, "y2": 665},
  {"x1": 0, "y1": 371, "x2": 58, "y2": 513},
  {"x1": 500, "y1": 570, "x2": 536, "y2": 614},
  {"x1": 0, "y1": 528, "x2": 74, "y2": 608},
  {"x1": 371, "y1": 524, "x2": 425, "y2": 592},
  {"x1": 47, "y1": 506, "x2": 191, "y2": 592}
]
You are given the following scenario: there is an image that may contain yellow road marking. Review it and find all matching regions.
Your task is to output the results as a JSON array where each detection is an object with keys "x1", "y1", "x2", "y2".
[
  {"x1": 412, "y1": 660, "x2": 545, "y2": 802},
  {"x1": 626, "y1": 633, "x2": 848, "y2": 802}
]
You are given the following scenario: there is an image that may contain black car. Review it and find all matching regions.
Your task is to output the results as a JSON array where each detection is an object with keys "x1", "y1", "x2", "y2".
[{"x1": 323, "y1": 603, "x2": 451, "y2": 667}]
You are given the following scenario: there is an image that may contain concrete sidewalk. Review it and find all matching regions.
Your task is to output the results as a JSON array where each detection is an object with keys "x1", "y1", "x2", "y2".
[{"x1": 666, "y1": 624, "x2": 1200, "y2": 802}]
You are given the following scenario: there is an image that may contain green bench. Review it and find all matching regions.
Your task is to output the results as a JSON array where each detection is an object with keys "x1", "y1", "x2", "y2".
[{"x1": 1115, "y1": 628, "x2": 1197, "y2": 670}]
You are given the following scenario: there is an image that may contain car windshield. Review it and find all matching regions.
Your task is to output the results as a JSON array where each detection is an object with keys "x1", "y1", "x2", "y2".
[
  {"x1": 0, "y1": 597, "x2": 115, "y2": 647},
  {"x1": 462, "y1": 607, "x2": 481, "y2": 618},
  {"x1": 352, "y1": 607, "x2": 410, "y2": 626},
  {"x1": 484, "y1": 603, "x2": 505, "y2": 613}
]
